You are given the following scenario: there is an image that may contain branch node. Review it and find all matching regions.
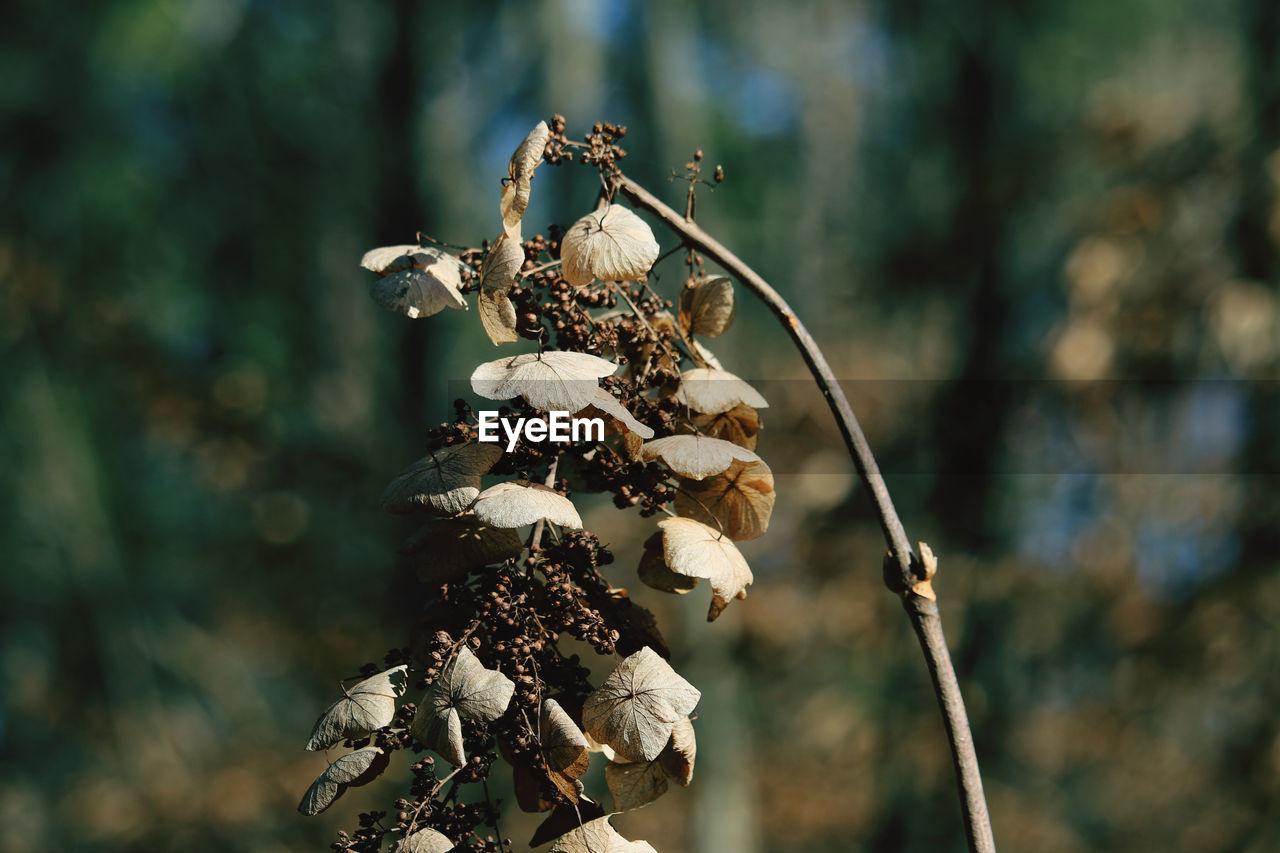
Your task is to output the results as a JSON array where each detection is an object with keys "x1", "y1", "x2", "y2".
[
  {"x1": 882, "y1": 545, "x2": 937, "y2": 601},
  {"x1": 912, "y1": 541, "x2": 938, "y2": 601}
]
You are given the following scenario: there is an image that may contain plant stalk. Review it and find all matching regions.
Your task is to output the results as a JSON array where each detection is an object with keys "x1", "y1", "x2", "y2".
[{"x1": 613, "y1": 172, "x2": 996, "y2": 853}]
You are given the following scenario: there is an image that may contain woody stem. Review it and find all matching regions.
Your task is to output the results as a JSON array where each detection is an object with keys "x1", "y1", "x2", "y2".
[
  {"x1": 528, "y1": 457, "x2": 561, "y2": 552},
  {"x1": 612, "y1": 172, "x2": 996, "y2": 853}
]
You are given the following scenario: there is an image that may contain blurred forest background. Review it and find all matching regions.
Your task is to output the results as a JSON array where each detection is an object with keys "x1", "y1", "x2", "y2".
[{"x1": 3, "y1": 0, "x2": 1279, "y2": 851}]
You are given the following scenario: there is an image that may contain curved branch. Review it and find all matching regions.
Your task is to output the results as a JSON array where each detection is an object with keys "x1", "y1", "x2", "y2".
[{"x1": 613, "y1": 172, "x2": 997, "y2": 853}]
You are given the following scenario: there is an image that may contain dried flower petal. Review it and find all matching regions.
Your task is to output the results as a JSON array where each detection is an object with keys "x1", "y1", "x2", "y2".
[
  {"x1": 578, "y1": 388, "x2": 654, "y2": 440},
  {"x1": 637, "y1": 531, "x2": 697, "y2": 594},
  {"x1": 605, "y1": 718, "x2": 694, "y2": 812},
  {"x1": 397, "y1": 828, "x2": 455, "y2": 853},
  {"x1": 606, "y1": 758, "x2": 668, "y2": 812},
  {"x1": 540, "y1": 698, "x2": 592, "y2": 800},
  {"x1": 298, "y1": 746, "x2": 388, "y2": 816},
  {"x1": 637, "y1": 434, "x2": 760, "y2": 480},
  {"x1": 471, "y1": 351, "x2": 618, "y2": 413},
  {"x1": 511, "y1": 121, "x2": 551, "y2": 180},
  {"x1": 674, "y1": 459, "x2": 775, "y2": 541},
  {"x1": 479, "y1": 287, "x2": 519, "y2": 345},
  {"x1": 622, "y1": 431, "x2": 644, "y2": 461},
  {"x1": 582, "y1": 646, "x2": 699, "y2": 763},
  {"x1": 305, "y1": 666, "x2": 408, "y2": 751},
  {"x1": 658, "y1": 517, "x2": 753, "y2": 621},
  {"x1": 529, "y1": 798, "x2": 608, "y2": 848},
  {"x1": 679, "y1": 276, "x2": 735, "y2": 338},
  {"x1": 362, "y1": 245, "x2": 465, "y2": 277},
  {"x1": 500, "y1": 121, "x2": 550, "y2": 237},
  {"x1": 501, "y1": 177, "x2": 532, "y2": 238},
  {"x1": 361, "y1": 244, "x2": 421, "y2": 273},
  {"x1": 547, "y1": 815, "x2": 658, "y2": 853},
  {"x1": 412, "y1": 647, "x2": 515, "y2": 766},
  {"x1": 560, "y1": 205, "x2": 660, "y2": 286},
  {"x1": 399, "y1": 516, "x2": 524, "y2": 583},
  {"x1": 481, "y1": 231, "x2": 525, "y2": 293},
  {"x1": 674, "y1": 367, "x2": 768, "y2": 415},
  {"x1": 472, "y1": 481, "x2": 583, "y2": 529},
  {"x1": 380, "y1": 443, "x2": 503, "y2": 516},
  {"x1": 660, "y1": 716, "x2": 696, "y2": 786},
  {"x1": 368, "y1": 261, "x2": 468, "y2": 317},
  {"x1": 585, "y1": 731, "x2": 616, "y2": 761},
  {"x1": 685, "y1": 403, "x2": 760, "y2": 450},
  {"x1": 479, "y1": 232, "x2": 525, "y2": 345}
]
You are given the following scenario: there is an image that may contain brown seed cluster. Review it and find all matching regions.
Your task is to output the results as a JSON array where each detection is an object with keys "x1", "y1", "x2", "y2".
[{"x1": 544, "y1": 113, "x2": 628, "y2": 172}]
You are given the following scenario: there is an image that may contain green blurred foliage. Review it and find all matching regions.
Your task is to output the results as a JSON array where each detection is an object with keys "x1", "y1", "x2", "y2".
[{"x1": 2, "y1": 0, "x2": 1278, "y2": 851}]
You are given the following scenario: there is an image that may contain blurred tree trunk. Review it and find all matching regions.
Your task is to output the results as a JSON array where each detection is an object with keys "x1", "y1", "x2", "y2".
[
  {"x1": 683, "y1": 601, "x2": 761, "y2": 853},
  {"x1": 379, "y1": 0, "x2": 431, "y2": 432},
  {"x1": 1234, "y1": 0, "x2": 1280, "y2": 576},
  {"x1": 1234, "y1": 0, "x2": 1280, "y2": 281},
  {"x1": 1228, "y1": 4, "x2": 1280, "y2": 847},
  {"x1": 895, "y1": 3, "x2": 1025, "y2": 554}
]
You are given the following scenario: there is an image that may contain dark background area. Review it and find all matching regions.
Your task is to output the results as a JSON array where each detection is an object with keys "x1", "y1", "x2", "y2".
[{"x1": 2, "y1": 1, "x2": 1278, "y2": 851}]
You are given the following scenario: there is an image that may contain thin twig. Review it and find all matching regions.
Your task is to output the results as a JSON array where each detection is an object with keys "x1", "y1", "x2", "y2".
[
  {"x1": 522, "y1": 258, "x2": 563, "y2": 277},
  {"x1": 612, "y1": 282, "x2": 692, "y2": 365},
  {"x1": 613, "y1": 172, "x2": 996, "y2": 853},
  {"x1": 528, "y1": 457, "x2": 561, "y2": 552},
  {"x1": 636, "y1": 277, "x2": 706, "y2": 367}
]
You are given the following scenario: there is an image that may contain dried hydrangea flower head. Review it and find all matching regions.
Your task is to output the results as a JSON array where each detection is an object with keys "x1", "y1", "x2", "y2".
[{"x1": 314, "y1": 118, "x2": 793, "y2": 853}]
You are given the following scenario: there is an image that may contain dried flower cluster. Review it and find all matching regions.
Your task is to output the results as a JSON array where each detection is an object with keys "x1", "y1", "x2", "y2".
[{"x1": 299, "y1": 117, "x2": 774, "y2": 852}]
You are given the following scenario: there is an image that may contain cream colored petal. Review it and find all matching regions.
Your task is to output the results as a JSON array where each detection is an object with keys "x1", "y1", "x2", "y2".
[
  {"x1": 659, "y1": 717, "x2": 696, "y2": 786},
  {"x1": 658, "y1": 517, "x2": 753, "y2": 621},
  {"x1": 510, "y1": 121, "x2": 550, "y2": 181},
  {"x1": 412, "y1": 704, "x2": 465, "y2": 767},
  {"x1": 363, "y1": 245, "x2": 467, "y2": 283},
  {"x1": 470, "y1": 351, "x2": 618, "y2": 413},
  {"x1": 361, "y1": 244, "x2": 421, "y2": 273},
  {"x1": 481, "y1": 231, "x2": 525, "y2": 294},
  {"x1": 500, "y1": 176, "x2": 532, "y2": 238},
  {"x1": 637, "y1": 434, "x2": 760, "y2": 480},
  {"x1": 560, "y1": 204, "x2": 660, "y2": 286},
  {"x1": 500, "y1": 122, "x2": 550, "y2": 237},
  {"x1": 442, "y1": 646, "x2": 516, "y2": 722},
  {"x1": 637, "y1": 531, "x2": 697, "y2": 594},
  {"x1": 582, "y1": 647, "x2": 699, "y2": 763},
  {"x1": 397, "y1": 828, "x2": 455, "y2": 853},
  {"x1": 674, "y1": 367, "x2": 768, "y2": 415},
  {"x1": 479, "y1": 287, "x2": 519, "y2": 345},
  {"x1": 578, "y1": 388, "x2": 654, "y2": 439},
  {"x1": 380, "y1": 443, "x2": 502, "y2": 516},
  {"x1": 473, "y1": 481, "x2": 583, "y2": 529},
  {"x1": 541, "y1": 699, "x2": 591, "y2": 778},
  {"x1": 548, "y1": 816, "x2": 659, "y2": 853},
  {"x1": 371, "y1": 268, "x2": 467, "y2": 318},
  {"x1": 413, "y1": 647, "x2": 514, "y2": 766}
]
